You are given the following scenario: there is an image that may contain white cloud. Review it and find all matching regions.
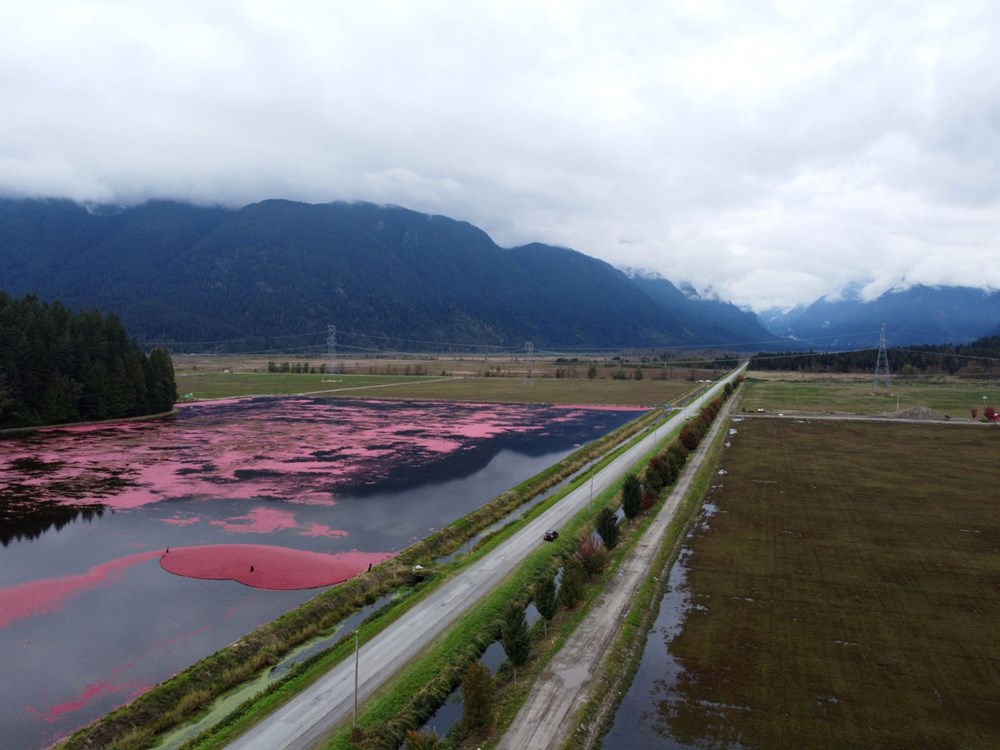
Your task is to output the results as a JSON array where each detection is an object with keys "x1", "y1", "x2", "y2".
[{"x1": 1, "y1": 0, "x2": 999, "y2": 310}]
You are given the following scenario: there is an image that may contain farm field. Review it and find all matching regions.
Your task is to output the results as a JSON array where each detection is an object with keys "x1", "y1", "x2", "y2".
[
  {"x1": 173, "y1": 355, "x2": 700, "y2": 406},
  {"x1": 624, "y1": 416, "x2": 1000, "y2": 748},
  {"x1": 741, "y1": 371, "x2": 998, "y2": 417}
]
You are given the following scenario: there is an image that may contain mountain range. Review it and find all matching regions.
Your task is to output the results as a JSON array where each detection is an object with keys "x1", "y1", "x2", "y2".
[
  {"x1": 1, "y1": 197, "x2": 997, "y2": 352},
  {"x1": 763, "y1": 285, "x2": 1000, "y2": 348},
  {"x1": 0, "y1": 198, "x2": 776, "y2": 352}
]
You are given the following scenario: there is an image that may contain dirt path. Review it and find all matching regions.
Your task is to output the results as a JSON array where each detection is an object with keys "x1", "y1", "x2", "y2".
[{"x1": 496, "y1": 394, "x2": 738, "y2": 750}]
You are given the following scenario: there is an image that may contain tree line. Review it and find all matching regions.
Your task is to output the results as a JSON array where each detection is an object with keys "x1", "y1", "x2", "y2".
[
  {"x1": 0, "y1": 293, "x2": 177, "y2": 429},
  {"x1": 748, "y1": 335, "x2": 1000, "y2": 376}
]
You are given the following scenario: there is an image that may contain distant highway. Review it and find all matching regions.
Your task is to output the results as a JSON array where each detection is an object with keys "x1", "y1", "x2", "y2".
[{"x1": 225, "y1": 364, "x2": 747, "y2": 750}]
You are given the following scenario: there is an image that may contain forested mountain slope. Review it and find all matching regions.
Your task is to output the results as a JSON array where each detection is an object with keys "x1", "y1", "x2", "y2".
[{"x1": 0, "y1": 198, "x2": 777, "y2": 351}]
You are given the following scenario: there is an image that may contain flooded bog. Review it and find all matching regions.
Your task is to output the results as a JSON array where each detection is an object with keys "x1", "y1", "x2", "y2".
[{"x1": 0, "y1": 396, "x2": 641, "y2": 749}]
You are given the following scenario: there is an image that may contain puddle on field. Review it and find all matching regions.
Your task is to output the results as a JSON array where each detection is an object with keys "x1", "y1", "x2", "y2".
[{"x1": 604, "y1": 491, "x2": 726, "y2": 748}]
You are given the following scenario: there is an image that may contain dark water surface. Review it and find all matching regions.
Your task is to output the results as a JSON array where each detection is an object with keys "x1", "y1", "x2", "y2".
[
  {"x1": 604, "y1": 501, "x2": 722, "y2": 749},
  {"x1": 0, "y1": 397, "x2": 640, "y2": 749}
]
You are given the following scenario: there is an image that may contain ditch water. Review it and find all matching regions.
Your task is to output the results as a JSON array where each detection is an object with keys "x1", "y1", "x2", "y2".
[
  {"x1": 0, "y1": 396, "x2": 642, "y2": 750},
  {"x1": 603, "y1": 500, "x2": 721, "y2": 748}
]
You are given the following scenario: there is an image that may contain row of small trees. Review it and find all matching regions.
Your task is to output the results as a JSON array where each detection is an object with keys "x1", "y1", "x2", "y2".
[{"x1": 409, "y1": 381, "x2": 740, "y2": 747}]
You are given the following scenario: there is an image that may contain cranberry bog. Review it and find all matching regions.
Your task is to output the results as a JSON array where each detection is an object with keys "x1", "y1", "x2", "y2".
[
  {"x1": 0, "y1": 396, "x2": 645, "y2": 750},
  {"x1": 610, "y1": 416, "x2": 1000, "y2": 749}
]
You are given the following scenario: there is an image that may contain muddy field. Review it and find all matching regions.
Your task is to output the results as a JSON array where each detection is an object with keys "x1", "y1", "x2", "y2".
[{"x1": 610, "y1": 416, "x2": 1000, "y2": 749}]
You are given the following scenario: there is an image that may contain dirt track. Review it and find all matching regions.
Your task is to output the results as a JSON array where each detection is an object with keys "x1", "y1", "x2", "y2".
[{"x1": 496, "y1": 391, "x2": 737, "y2": 749}]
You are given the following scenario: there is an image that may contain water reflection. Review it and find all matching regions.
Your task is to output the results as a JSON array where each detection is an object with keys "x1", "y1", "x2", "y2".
[{"x1": 0, "y1": 397, "x2": 638, "y2": 750}]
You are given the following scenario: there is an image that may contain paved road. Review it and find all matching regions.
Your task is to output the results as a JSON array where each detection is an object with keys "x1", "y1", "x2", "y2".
[{"x1": 225, "y1": 366, "x2": 745, "y2": 750}]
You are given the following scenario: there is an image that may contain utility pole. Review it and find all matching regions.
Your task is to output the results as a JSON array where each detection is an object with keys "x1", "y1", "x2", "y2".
[{"x1": 523, "y1": 341, "x2": 534, "y2": 386}]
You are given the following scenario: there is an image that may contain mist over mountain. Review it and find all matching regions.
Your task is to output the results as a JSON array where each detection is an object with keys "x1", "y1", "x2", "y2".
[
  {"x1": 763, "y1": 285, "x2": 1000, "y2": 347},
  {"x1": 625, "y1": 272, "x2": 776, "y2": 347},
  {"x1": 0, "y1": 198, "x2": 780, "y2": 352}
]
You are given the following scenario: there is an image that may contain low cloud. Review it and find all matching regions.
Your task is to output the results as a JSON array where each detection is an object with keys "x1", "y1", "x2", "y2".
[{"x1": 2, "y1": 1, "x2": 998, "y2": 310}]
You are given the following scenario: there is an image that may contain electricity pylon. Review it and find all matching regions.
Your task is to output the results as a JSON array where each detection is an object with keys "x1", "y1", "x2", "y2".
[{"x1": 872, "y1": 323, "x2": 892, "y2": 394}]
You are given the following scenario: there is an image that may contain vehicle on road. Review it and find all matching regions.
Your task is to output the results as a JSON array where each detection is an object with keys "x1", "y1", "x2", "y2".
[{"x1": 543, "y1": 529, "x2": 559, "y2": 541}]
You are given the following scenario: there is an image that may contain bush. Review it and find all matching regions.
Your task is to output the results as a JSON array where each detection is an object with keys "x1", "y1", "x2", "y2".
[
  {"x1": 576, "y1": 534, "x2": 608, "y2": 577},
  {"x1": 403, "y1": 729, "x2": 439, "y2": 749}
]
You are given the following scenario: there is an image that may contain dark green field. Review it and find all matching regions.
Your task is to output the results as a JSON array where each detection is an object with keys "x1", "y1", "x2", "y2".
[{"x1": 662, "y1": 417, "x2": 1000, "y2": 749}]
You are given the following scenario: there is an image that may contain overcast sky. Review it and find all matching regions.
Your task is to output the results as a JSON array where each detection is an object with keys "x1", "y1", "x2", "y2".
[{"x1": 2, "y1": 1, "x2": 999, "y2": 311}]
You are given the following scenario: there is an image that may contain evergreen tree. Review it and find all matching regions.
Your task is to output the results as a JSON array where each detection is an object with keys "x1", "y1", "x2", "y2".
[
  {"x1": 534, "y1": 572, "x2": 558, "y2": 635},
  {"x1": 461, "y1": 661, "x2": 493, "y2": 733},
  {"x1": 595, "y1": 506, "x2": 620, "y2": 550},
  {"x1": 0, "y1": 293, "x2": 177, "y2": 429},
  {"x1": 500, "y1": 603, "x2": 531, "y2": 671},
  {"x1": 621, "y1": 471, "x2": 642, "y2": 519},
  {"x1": 558, "y1": 557, "x2": 586, "y2": 609}
]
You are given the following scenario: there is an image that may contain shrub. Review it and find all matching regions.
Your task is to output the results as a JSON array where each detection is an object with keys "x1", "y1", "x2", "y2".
[
  {"x1": 404, "y1": 729, "x2": 439, "y2": 749},
  {"x1": 576, "y1": 533, "x2": 608, "y2": 577}
]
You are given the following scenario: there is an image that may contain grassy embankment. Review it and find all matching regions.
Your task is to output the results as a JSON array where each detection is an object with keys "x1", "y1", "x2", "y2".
[{"x1": 58, "y1": 371, "x2": 686, "y2": 750}]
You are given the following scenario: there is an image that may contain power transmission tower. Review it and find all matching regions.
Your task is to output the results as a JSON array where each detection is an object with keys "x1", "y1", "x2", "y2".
[
  {"x1": 523, "y1": 341, "x2": 534, "y2": 386},
  {"x1": 327, "y1": 325, "x2": 337, "y2": 375},
  {"x1": 872, "y1": 323, "x2": 892, "y2": 394}
]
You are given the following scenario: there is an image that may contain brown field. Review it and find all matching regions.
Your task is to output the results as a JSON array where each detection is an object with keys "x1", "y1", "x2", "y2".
[
  {"x1": 661, "y1": 417, "x2": 1000, "y2": 749},
  {"x1": 172, "y1": 354, "x2": 711, "y2": 406}
]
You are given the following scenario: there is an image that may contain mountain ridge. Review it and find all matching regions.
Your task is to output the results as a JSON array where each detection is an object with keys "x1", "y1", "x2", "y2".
[
  {"x1": 3, "y1": 197, "x2": 997, "y2": 351},
  {"x1": 763, "y1": 284, "x2": 1000, "y2": 347},
  {"x1": 0, "y1": 198, "x2": 779, "y2": 352}
]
